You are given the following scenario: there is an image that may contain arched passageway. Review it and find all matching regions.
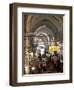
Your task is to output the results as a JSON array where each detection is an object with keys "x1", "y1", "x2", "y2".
[{"x1": 24, "y1": 14, "x2": 63, "y2": 74}]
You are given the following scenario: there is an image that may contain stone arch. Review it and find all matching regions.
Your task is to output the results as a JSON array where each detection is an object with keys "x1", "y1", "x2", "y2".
[{"x1": 34, "y1": 25, "x2": 54, "y2": 44}]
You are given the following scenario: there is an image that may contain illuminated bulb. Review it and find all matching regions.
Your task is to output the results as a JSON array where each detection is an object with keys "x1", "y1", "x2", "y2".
[{"x1": 31, "y1": 67, "x2": 35, "y2": 71}]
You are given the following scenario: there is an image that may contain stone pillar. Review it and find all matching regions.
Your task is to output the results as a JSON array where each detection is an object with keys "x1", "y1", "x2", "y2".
[{"x1": 24, "y1": 16, "x2": 32, "y2": 74}]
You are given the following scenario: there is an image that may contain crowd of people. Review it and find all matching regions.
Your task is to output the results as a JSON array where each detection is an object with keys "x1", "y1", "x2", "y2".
[
  {"x1": 29, "y1": 45, "x2": 63, "y2": 74},
  {"x1": 24, "y1": 41, "x2": 63, "y2": 74}
]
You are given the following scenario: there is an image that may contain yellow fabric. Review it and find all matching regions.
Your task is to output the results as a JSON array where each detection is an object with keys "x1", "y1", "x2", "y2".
[{"x1": 48, "y1": 45, "x2": 60, "y2": 53}]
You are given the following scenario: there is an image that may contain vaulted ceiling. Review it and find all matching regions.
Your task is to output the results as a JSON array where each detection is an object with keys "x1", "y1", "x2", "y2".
[{"x1": 25, "y1": 14, "x2": 63, "y2": 42}]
